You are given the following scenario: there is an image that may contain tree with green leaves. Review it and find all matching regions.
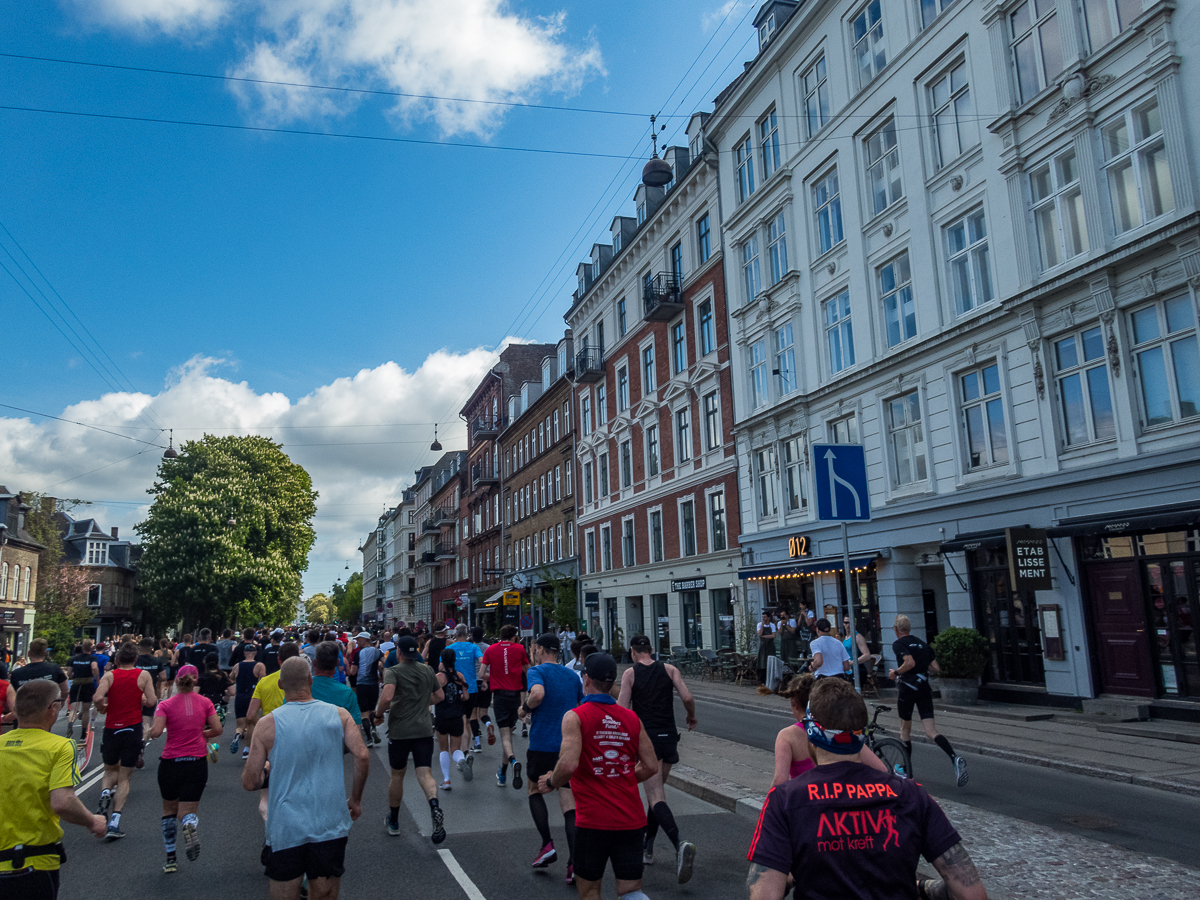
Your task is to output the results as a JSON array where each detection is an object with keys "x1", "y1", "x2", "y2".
[
  {"x1": 306, "y1": 592, "x2": 335, "y2": 624},
  {"x1": 534, "y1": 566, "x2": 578, "y2": 632},
  {"x1": 330, "y1": 572, "x2": 363, "y2": 624},
  {"x1": 23, "y1": 494, "x2": 93, "y2": 664},
  {"x1": 135, "y1": 435, "x2": 317, "y2": 632}
]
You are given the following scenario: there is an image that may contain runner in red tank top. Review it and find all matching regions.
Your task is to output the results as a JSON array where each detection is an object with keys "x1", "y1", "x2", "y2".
[
  {"x1": 537, "y1": 653, "x2": 658, "y2": 900},
  {"x1": 92, "y1": 643, "x2": 158, "y2": 840}
]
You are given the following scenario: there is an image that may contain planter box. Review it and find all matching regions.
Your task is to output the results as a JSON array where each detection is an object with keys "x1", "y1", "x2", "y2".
[{"x1": 936, "y1": 676, "x2": 979, "y2": 706}]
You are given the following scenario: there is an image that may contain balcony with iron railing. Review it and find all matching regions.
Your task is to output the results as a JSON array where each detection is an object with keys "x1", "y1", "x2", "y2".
[
  {"x1": 435, "y1": 541, "x2": 457, "y2": 560},
  {"x1": 575, "y1": 347, "x2": 604, "y2": 383},
  {"x1": 422, "y1": 507, "x2": 451, "y2": 533},
  {"x1": 471, "y1": 463, "x2": 499, "y2": 487},
  {"x1": 420, "y1": 551, "x2": 438, "y2": 566},
  {"x1": 471, "y1": 416, "x2": 507, "y2": 442},
  {"x1": 643, "y1": 273, "x2": 683, "y2": 321}
]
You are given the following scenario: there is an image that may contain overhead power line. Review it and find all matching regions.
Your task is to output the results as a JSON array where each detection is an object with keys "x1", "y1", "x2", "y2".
[{"x1": 0, "y1": 402, "x2": 167, "y2": 449}]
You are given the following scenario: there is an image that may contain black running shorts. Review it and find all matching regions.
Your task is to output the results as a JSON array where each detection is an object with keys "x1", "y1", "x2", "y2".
[
  {"x1": 648, "y1": 731, "x2": 680, "y2": 765},
  {"x1": 573, "y1": 826, "x2": 645, "y2": 883},
  {"x1": 101, "y1": 724, "x2": 143, "y2": 768},
  {"x1": 493, "y1": 690, "x2": 521, "y2": 729},
  {"x1": 264, "y1": 836, "x2": 348, "y2": 883},
  {"x1": 354, "y1": 683, "x2": 379, "y2": 717},
  {"x1": 472, "y1": 689, "x2": 492, "y2": 711},
  {"x1": 69, "y1": 681, "x2": 95, "y2": 703},
  {"x1": 434, "y1": 716, "x2": 464, "y2": 738},
  {"x1": 897, "y1": 680, "x2": 935, "y2": 721},
  {"x1": 387, "y1": 736, "x2": 434, "y2": 770},
  {"x1": 525, "y1": 749, "x2": 559, "y2": 787},
  {"x1": 0, "y1": 867, "x2": 59, "y2": 900},
  {"x1": 157, "y1": 756, "x2": 209, "y2": 803},
  {"x1": 234, "y1": 693, "x2": 252, "y2": 720}
]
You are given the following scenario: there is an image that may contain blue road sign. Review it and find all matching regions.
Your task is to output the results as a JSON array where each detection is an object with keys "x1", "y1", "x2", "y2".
[{"x1": 812, "y1": 443, "x2": 872, "y2": 522}]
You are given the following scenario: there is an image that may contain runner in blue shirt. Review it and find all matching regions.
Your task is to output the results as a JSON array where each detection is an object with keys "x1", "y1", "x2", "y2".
[{"x1": 446, "y1": 625, "x2": 483, "y2": 694}]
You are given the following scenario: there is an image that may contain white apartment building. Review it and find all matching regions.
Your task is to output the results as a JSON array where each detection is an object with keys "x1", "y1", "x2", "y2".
[{"x1": 710, "y1": 0, "x2": 1199, "y2": 708}]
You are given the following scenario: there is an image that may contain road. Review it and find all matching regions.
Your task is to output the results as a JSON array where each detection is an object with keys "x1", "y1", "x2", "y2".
[{"x1": 685, "y1": 695, "x2": 1200, "y2": 869}]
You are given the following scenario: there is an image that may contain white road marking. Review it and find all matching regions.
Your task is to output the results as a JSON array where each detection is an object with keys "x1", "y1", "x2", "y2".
[
  {"x1": 438, "y1": 848, "x2": 487, "y2": 900},
  {"x1": 76, "y1": 765, "x2": 105, "y2": 795}
]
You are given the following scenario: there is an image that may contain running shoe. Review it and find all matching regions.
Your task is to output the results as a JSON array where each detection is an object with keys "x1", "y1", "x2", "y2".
[
  {"x1": 676, "y1": 840, "x2": 696, "y2": 884},
  {"x1": 207, "y1": 742, "x2": 220, "y2": 764},
  {"x1": 385, "y1": 816, "x2": 401, "y2": 837},
  {"x1": 230, "y1": 732, "x2": 240, "y2": 754},
  {"x1": 458, "y1": 755, "x2": 474, "y2": 782},
  {"x1": 163, "y1": 855, "x2": 178, "y2": 874},
  {"x1": 532, "y1": 842, "x2": 557, "y2": 868},
  {"x1": 643, "y1": 850, "x2": 654, "y2": 866},
  {"x1": 486, "y1": 722, "x2": 496, "y2": 745},
  {"x1": 472, "y1": 736, "x2": 482, "y2": 753},
  {"x1": 953, "y1": 756, "x2": 969, "y2": 787},
  {"x1": 105, "y1": 823, "x2": 126, "y2": 841},
  {"x1": 242, "y1": 746, "x2": 250, "y2": 760},
  {"x1": 136, "y1": 749, "x2": 145, "y2": 769},
  {"x1": 96, "y1": 789, "x2": 112, "y2": 818},
  {"x1": 430, "y1": 806, "x2": 446, "y2": 845},
  {"x1": 521, "y1": 724, "x2": 528, "y2": 739},
  {"x1": 496, "y1": 766, "x2": 506, "y2": 787},
  {"x1": 439, "y1": 780, "x2": 452, "y2": 791},
  {"x1": 182, "y1": 819, "x2": 200, "y2": 861},
  {"x1": 565, "y1": 864, "x2": 575, "y2": 885},
  {"x1": 511, "y1": 761, "x2": 522, "y2": 790}
]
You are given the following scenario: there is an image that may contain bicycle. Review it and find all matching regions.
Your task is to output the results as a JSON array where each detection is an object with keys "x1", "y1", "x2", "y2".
[{"x1": 863, "y1": 705, "x2": 911, "y2": 778}]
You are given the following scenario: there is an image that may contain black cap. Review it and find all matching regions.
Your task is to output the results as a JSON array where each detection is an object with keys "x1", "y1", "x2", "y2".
[
  {"x1": 535, "y1": 632, "x2": 560, "y2": 651},
  {"x1": 629, "y1": 634, "x2": 652, "y2": 649},
  {"x1": 583, "y1": 652, "x2": 617, "y2": 683},
  {"x1": 397, "y1": 635, "x2": 422, "y2": 661}
]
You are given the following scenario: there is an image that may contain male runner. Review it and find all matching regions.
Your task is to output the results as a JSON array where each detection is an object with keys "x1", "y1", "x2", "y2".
[
  {"x1": 261, "y1": 630, "x2": 284, "y2": 675},
  {"x1": 468, "y1": 626, "x2": 493, "y2": 751},
  {"x1": 302, "y1": 629, "x2": 322, "y2": 665},
  {"x1": 230, "y1": 643, "x2": 264, "y2": 757},
  {"x1": 9, "y1": 639, "x2": 68, "y2": 726},
  {"x1": 371, "y1": 635, "x2": 445, "y2": 843},
  {"x1": 618, "y1": 634, "x2": 698, "y2": 882},
  {"x1": 480, "y1": 624, "x2": 529, "y2": 786},
  {"x1": 65, "y1": 641, "x2": 100, "y2": 739},
  {"x1": 216, "y1": 629, "x2": 237, "y2": 673},
  {"x1": 350, "y1": 632, "x2": 383, "y2": 746},
  {"x1": 228, "y1": 628, "x2": 257, "y2": 668},
  {"x1": 520, "y1": 633, "x2": 582, "y2": 880},
  {"x1": 539, "y1": 653, "x2": 658, "y2": 900},
  {"x1": 92, "y1": 642, "x2": 158, "y2": 839},
  {"x1": 889, "y1": 615, "x2": 968, "y2": 786},
  {"x1": 311, "y1": 642, "x2": 361, "y2": 722},
  {"x1": 175, "y1": 634, "x2": 196, "y2": 671},
  {"x1": 745, "y1": 677, "x2": 988, "y2": 900},
  {"x1": 192, "y1": 629, "x2": 218, "y2": 666}
]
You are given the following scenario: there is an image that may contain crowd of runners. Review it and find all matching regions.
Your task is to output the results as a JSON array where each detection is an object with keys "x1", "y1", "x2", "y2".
[{"x1": 0, "y1": 614, "x2": 987, "y2": 900}]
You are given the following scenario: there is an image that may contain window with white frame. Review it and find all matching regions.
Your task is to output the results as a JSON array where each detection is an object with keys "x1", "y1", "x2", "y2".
[
  {"x1": 580, "y1": 395, "x2": 592, "y2": 436},
  {"x1": 617, "y1": 366, "x2": 629, "y2": 412},
  {"x1": 601, "y1": 525, "x2": 613, "y2": 571},
  {"x1": 824, "y1": 290, "x2": 856, "y2": 374},
  {"x1": 930, "y1": 60, "x2": 973, "y2": 169},
  {"x1": 622, "y1": 519, "x2": 635, "y2": 567},
  {"x1": 783, "y1": 437, "x2": 808, "y2": 512},
  {"x1": 704, "y1": 391, "x2": 721, "y2": 451},
  {"x1": 758, "y1": 11, "x2": 776, "y2": 49},
  {"x1": 647, "y1": 424, "x2": 660, "y2": 477},
  {"x1": 650, "y1": 509, "x2": 664, "y2": 562},
  {"x1": 618, "y1": 298, "x2": 627, "y2": 337},
  {"x1": 709, "y1": 491, "x2": 728, "y2": 552},
  {"x1": 1054, "y1": 325, "x2": 1116, "y2": 445},
  {"x1": 960, "y1": 363, "x2": 1009, "y2": 469},
  {"x1": 555, "y1": 465, "x2": 562, "y2": 501},
  {"x1": 1130, "y1": 296, "x2": 1200, "y2": 426},
  {"x1": 1081, "y1": 0, "x2": 1142, "y2": 52},
  {"x1": 676, "y1": 408, "x2": 692, "y2": 462},
  {"x1": 919, "y1": 0, "x2": 959, "y2": 29},
  {"x1": 760, "y1": 110, "x2": 780, "y2": 180},
  {"x1": 1009, "y1": 0, "x2": 1063, "y2": 104},
  {"x1": 698, "y1": 300, "x2": 715, "y2": 357},
  {"x1": 586, "y1": 531, "x2": 596, "y2": 574},
  {"x1": 0, "y1": 562, "x2": 6, "y2": 599},
  {"x1": 681, "y1": 500, "x2": 697, "y2": 556},
  {"x1": 584, "y1": 461, "x2": 594, "y2": 503},
  {"x1": 599, "y1": 451, "x2": 610, "y2": 496},
  {"x1": 565, "y1": 460, "x2": 573, "y2": 495},
  {"x1": 1030, "y1": 149, "x2": 1088, "y2": 269},
  {"x1": 87, "y1": 584, "x2": 102, "y2": 608},
  {"x1": 888, "y1": 392, "x2": 927, "y2": 485},
  {"x1": 775, "y1": 324, "x2": 797, "y2": 395},
  {"x1": 736, "y1": 134, "x2": 756, "y2": 202},
  {"x1": 750, "y1": 339, "x2": 769, "y2": 408},
  {"x1": 756, "y1": 448, "x2": 778, "y2": 518},
  {"x1": 879, "y1": 252, "x2": 916, "y2": 347},
  {"x1": 768, "y1": 211, "x2": 788, "y2": 284},
  {"x1": 697, "y1": 214, "x2": 712, "y2": 263},
  {"x1": 829, "y1": 414, "x2": 859, "y2": 444},
  {"x1": 814, "y1": 168, "x2": 844, "y2": 255},
  {"x1": 672, "y1": 321, "x2": 687, "y2": 375},
  {"x1": 852, "y1": 0, "x2": 887, "y2": 89},
  {"x1": 1103, "y1": 98, "x2": 1174, "y2": 234},
  {"x1": 553, "y1": 410, "x2": 560, "y2": 443},
  {"x1": 87, "y1": 541, "x2": 108, "y2": 565},
  {"x1": 946, "y1": 209, "x2": 993, "y2": 314},
  {"x1": 556, "y1": 524, "x2": 563, "y2": 560},
  {"x1": 620, "y1": 439, "x2": 633, "y2": 488},
  {"x1": 866, "y1": 117, "x2": 902, "y2": 215},
  {"x1": 596, "y1": 383, "x2": 608, "y2": 426},
  {"x1": 563, "y1": 400, "x2": 570, "y2": 433},
  {"x1": 671, "y1": 242, "x2": 683, "y2": 284},
  {"x1": 802, "y1": 55, "x2": 830, "y2": 138},
  {"x1": 743, "y1": 235, "x2": 762, "y2": 300},
  {"x1": 642, "y1": 343, "x2": 657, "y2": 395}
]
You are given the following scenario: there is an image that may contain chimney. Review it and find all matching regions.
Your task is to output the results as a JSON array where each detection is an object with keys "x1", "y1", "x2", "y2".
[{"x1": 111, "y1": 527, "x2": 119, "y2": 539}]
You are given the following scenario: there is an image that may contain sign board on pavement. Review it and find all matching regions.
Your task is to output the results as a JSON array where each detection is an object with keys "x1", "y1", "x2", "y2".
[{"x1": 812, "y1": 443, "x2": 871, "y2": 522}]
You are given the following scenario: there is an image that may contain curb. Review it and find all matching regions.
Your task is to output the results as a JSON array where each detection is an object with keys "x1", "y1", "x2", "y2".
[{"x1": 666, "y1": 766, "x2": 765, "y2": 822}]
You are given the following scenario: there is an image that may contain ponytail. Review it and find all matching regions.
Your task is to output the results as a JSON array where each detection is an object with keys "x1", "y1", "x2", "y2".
[{"x1": 176, "y1": 673, "x2": 197, "y2": 692}]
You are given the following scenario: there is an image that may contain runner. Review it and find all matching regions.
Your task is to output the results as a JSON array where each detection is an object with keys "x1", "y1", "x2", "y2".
[
  {"x1": 244, "y1": 658, "x2": 370, "y2": 900},
  {"x1": 888, "y1": 615, "x2": 969, "y2": 786},
  {"x1": 618, "y1": 634, "x2": 699, "y2": 882},
  {"x1": 468, "y1": 626, "x2": 493, "y2": 751},
  {"x1": 9, "y1": 639, "x2": 68, "y2": 726},
  {"x1": 770, "y1": 674, "x2": 886, "y2": 785},
  {"x1": 350, "y1": 632, "x2": 383, "y2": 746},
  {"x1": 538, "y1": 653, "x2": 658, "y2": 900},
  {"x1": 228, "y1": 628, "x2": 257, "y2": 669},
  {"x1": 191, "y1": 629, "x2": 218, "y2": 667},
  {"x1": 807, "y1": 618, "x2": 851, "y2": 680},
  {"x1": 261, "y1": 630, "x2": 284, "y2": 676},
  {"x1": 0, "y1": 680, "x2": 108, "y2": 899},
  {"x1": 92, "y1": 642, "x2": 159, "y2": 840},
  {"x1": 520, "y1": 633, "x2": 582, "y2": 881},
  {"x1": 216, "y1": 629, "x2": 237, "y2": 673},
  {"x1": 148, "y1": 664, "x2": 222, "y2": 873},
  {"x1": 311, "y1": 642, "x2": 361, "y2": 722},
  {"x1": 433, "y1": 648, "x2": 472, "y2": 790},
  {"x1": 301, "y1": 629, "x2": 322, "y2": 666},
  {"x1": 480, "y1": 624, "x2": 529, "y2": 786},
  {"x1": 65, "y1": 641, "x2": 100, "y2": 739},
  {"x1": 230, "y1": 643, "x2": 264, "y2": 757},
  {"x1": 136, "y1": 638, "x2": 169, "y2": 760},
  {"x1": 745, "y1": 677, "x2": 988, "y2": 900},
  {"x1": 198, "y1": 655, "x2": 232, "y2": 727},
  {"x1": 371, "y1": 635, "x2": 446, "y2": 843}
]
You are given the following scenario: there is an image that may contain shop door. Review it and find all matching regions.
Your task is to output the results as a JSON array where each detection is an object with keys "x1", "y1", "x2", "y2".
[
  {"x1": 712, "y1": 589, "x2": 735, "y2": 650},
  {"x1": 652, "y1": 594, "x2": 670, "y2": 654},
  {"x1": 970, "y1": 550, "x2": 1044, "y2": 686},
  {"x1": 681, "y1": 592, "x2": 702, "y2": 650},
  {"x1": 1087, "y1": 561, "x2": 1154, "y2": 697},
  {"x1": 1144, "y1": 560, "x2": 1199, "y2": 697}
]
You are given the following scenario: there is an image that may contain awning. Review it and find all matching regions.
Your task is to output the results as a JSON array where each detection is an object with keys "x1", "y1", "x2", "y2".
[
  {"x1": 1047, "y1": 502, "x2": 1200, "y2": 538},
  {"x1": 739, "y1": 556, "x2": 877, "y2": 580},
  {"x1": 481, "y1": 588, "x2": 505, "y2": 609},
  {"x1": 939, "y1": 531, "x2": 1008, "y2": 553}
]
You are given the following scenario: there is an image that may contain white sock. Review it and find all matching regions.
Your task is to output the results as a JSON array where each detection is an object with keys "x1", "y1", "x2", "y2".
[
  {"x1": 452, "y1": 750, "x2": 465, "y2": 764},
  {"x1": 440, "y1": 751, "x2": 451, "y2": 782}
]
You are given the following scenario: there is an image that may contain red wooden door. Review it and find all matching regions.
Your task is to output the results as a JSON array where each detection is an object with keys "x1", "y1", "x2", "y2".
[{"x1": 1087, "y1": 561, "x2": 1154, "y2": 697}]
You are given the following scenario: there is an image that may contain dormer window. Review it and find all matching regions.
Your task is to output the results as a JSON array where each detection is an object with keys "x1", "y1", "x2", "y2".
[
  {"x1": 558, "y1": 345, "x2": 568, "y2": 375},
  {"x1": 614, "y1": 232, "x2": 622, "y2": 253},
  {"x1": 758, "y1": 13, "x2": 775, "y2": 50},
  {"x1": 542, "y1": 359, "x2": 552, "y2": 391},
  {"x1": 87, "y1": 541, "x2": 108, "y2": 565},
  {"x1": 579, "y1": 275, "x2": 586, "y2": 294},
  {"x1": 592, "y1": 259, "x2": 600, "y2": 281},
  {"x1": 637, "y1": 202, "x2": 647, "y2": 225}
]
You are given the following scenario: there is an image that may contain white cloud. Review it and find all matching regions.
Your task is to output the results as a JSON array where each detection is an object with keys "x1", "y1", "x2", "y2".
[
  {"x1": 0, "y1": 346, "x2": 503, "y2": 596},
  {"x1": 702, "y1": 0, "x2": 754, "y2": 31},
  {"x1": 72, "y1": 0, "x2": 229, "y2": 33}
]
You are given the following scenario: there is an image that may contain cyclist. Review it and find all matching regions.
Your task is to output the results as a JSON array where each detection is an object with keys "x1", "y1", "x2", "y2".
[{"x1": 769, "y1": 674, "x2": 885, "y2": 785}]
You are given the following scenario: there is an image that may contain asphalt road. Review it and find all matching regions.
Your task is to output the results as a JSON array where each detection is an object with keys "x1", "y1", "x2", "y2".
[
  {"x1": 685, "y1": 695, "x2": 1200, "y2": 869},
  {"x1": 58, "y1": 719, "x2": 752, "y2": 899}
]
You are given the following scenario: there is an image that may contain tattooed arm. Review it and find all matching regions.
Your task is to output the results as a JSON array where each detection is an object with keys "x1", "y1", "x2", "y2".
[
  {"x1": 923, "y1": 842, "x2": 987, "y2": 900},
  {"x1": 746, "y1": 862, "x2": 788, "y2": 900}
]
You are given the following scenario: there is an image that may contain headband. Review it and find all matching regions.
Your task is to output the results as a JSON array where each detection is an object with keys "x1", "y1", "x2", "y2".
[{"x1": 803, "y1": 701, "x2": 864, "y2": 755}]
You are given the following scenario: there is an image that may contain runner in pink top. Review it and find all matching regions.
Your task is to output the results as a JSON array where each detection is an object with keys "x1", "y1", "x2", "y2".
[
  {"x1": 148, "y1": 665, "x2": 222, "y2": 873},
  {"x1": 770, "y1": 674, "x2": 886, "y2": 786}
]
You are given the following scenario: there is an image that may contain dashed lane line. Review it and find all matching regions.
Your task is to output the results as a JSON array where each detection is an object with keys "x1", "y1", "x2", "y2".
[{"x1": 437, "y1": 848, "x2": 488, "y2": 900}]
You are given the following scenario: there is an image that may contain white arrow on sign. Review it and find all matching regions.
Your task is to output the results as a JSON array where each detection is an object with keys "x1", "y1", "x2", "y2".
[{"x1": 824, "y1": 449, "x2": 862, "y2": 519}]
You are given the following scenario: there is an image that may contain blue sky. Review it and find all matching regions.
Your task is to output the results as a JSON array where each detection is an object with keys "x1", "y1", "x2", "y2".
[{"x1": 1, "y1": 0, "x2": 761, "y2": 600}]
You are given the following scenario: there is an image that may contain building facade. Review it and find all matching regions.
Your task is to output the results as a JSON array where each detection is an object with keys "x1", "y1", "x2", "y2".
[
  {"x1": 0, "y1": 488, "x2": 42, "y2": 659},
  {"x1": 566, "y1": 118, "x2": 742, "y2": 656},
  {"x1": 57, "y1": 513, "x2": 141, "y2": 642},
  {"x1": 430, "y1": 453, "x2": 468, "y2": 624},
  {"x1": 711, "y1": 0, "x2": 1199, "y2": 706}
]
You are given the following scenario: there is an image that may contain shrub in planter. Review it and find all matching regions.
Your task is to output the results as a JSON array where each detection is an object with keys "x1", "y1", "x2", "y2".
[{"x1": 931, "y1": 627, "x2": 988, "y2": 679}]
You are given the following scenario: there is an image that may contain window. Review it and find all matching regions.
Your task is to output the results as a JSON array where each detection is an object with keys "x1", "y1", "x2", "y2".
[
  {"x1": 671, "y1": 242, "x2": 683, "y2": 284},
  {"x1": 704, "y1": 391, "x2": 721, "y2": 451},
  {"x1": 647, "y1": 424, "x2": 660, "y2": 477},
  {"x1": 558, "y1": 345, "x2": 567, "y2": 378},
  {"x1": 540, "y1": 475, "x2": 546, "y2": 509},
  {"x1": 556, "y1": 524, "x2": 563, "y2": 561},
  {"x1": 581, "y1": 396, "x2": 591, "y2": 436},
  {"x1": 888, "y1": 392, "x2": 927, "y2": 485},
  {"x1": 829, "y1": 414, "x2": 859, "y2": 444},
  {"x1": 586, "y1": 531, "x2": 597, "y2": 574},
  {"x1": 671, "y1": 321, "x2": 687, "y2": 374},
  {"x1": 960, "y1": 363, "x2": 1009, "y2": 468},
  {"x1": 596, "y1": 383, "x2": 608, "y2": 426},
  {"x1": 879, "y1": 252, "x2": 916, "y2": 347},
  {"x1": 86, "y1": 541, "x2": 108, "y2": 565},
  {"x1": 617, "y1": 366, "x2": 629, "y2": 412},
  {"x1": 698, "y1": 300, "x2": 715, "y2": 356},
  {"x1": 596, "y1": 321, "x2": 606, "y2": 359},
  {"x1": 555, "y1": 465, "x2": 562, "y2": 501},
  {"x1": 1131, "y1": 296, "x2": 1200, "y2": 426},
  {"x1": 601, "y1": 526, "x2": 612, "y2": 571},
  {"x1": 919, "y1": 0, "x2": 959, "y2": 29},
  {"x1": 681, "y1": 500, "x2": 697, "y2": 556},
  {"x1": 1103, "y1": 99, "x2": 1174, "y2": 234},
  {"x1": 946, "y1": 210, "x2": 993, "y2": 314},
  {"x1": 783, "y1": 437, "x2": 808, "y2": 511},
  {"x1": 775, "y1": 324, "x2": 797, "y2": 395},
  {"x1": 584, "y1": 462, "x2": 594, "y2": 503},
  {"x1": 621, "y1": 439, "x2": 633, "y2": 488},
  {"x1": 865, "y1": 117, "x2": 902, "y2": 215},
  {"x1": 643, "y1": 344, "x2": 657, "y2": 393},
  {"x1": 637, "y1": 201, "x2": 647, "y2": 225},
  {"x1": 565, "y1": 460, "x2": 573, "y2": 495},
  {"x1": 814, "y1": 169, "x2": 844, "y2": 254},
  {"x1": 709, "y1": 492, "x2": 727, "y2": 552},
  {"x1": 736, "y1": 135, "x2": 756, "y2": 202},
  {"x1": 760, "y1": 110, "x2": 780, "y2": 180},
  {"x1": 87, "y1": 584, "x2": 102, "y2": 608},
  {"x1": 697, "y1": 214, "x2": 712, "y2": 263},
  {"x1": 618, "y1": 298, "x2": 627, "y2": 337},
  {"x1": 0, "y1": 562, "x2": 6, "y2": 599},
  {"x1": 930, "y1": 61, "x2": 972, "y2": 169},
  {"x1": 742, "y1": 236, "x2": 762, "y2": 300},
  {"x1": 1082, "y1": 0, "x2": 1143, "y2": 50},
  {"x1": 676, "y1": 409, "x2": 692, "y2": 462},
  {"x1": 852, "y1": 0, "x2": 887, "y2": 89},
  {"x1": 756, "y1": 448, "x2": 777, "y2": 518},
  {"x1": 622, "y1": 519, "x2": 635, "y2": 567},
  {"x1": 650, "y1": 510, "x2": 664, "y2": 562},
  {"x1": 1054, "y1": 326, "x2": 1116, "y2": 445},
  {"x1": 750, "y1": 339, "x2": 769, "y2": 407},
  {"x1": 802, "y1": 55, "x2": 830, "y2": 138},
  {"x1": 824, "y1": 290, "x2": 856, "y2": 374},
  {"x1": 1009, "y1": 0, "x2": 1063, "y2": 104},
  {"x1": 1030, "y1": 149, "x2": 1088, "y2": 268},
  {"x1": 563, "y1": 400, "x2": 570, "y2": 433},
  {"x1": 768, "y1": 212, "x2": 788, "y2": 285},
  {"x1": 758, "y1": 12, "x2": 776, "y2": 49},
  {"x1": 553, "y1": 410, "x2": 560, "y2": 442},
  {"x1": 599, "y1": 451, "x2": 610, "y2": 496}
]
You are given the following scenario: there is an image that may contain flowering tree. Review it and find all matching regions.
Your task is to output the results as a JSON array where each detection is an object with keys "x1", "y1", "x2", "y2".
[{"x1": 23, "y1": 493, "x2": 93, "y2": 662}]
